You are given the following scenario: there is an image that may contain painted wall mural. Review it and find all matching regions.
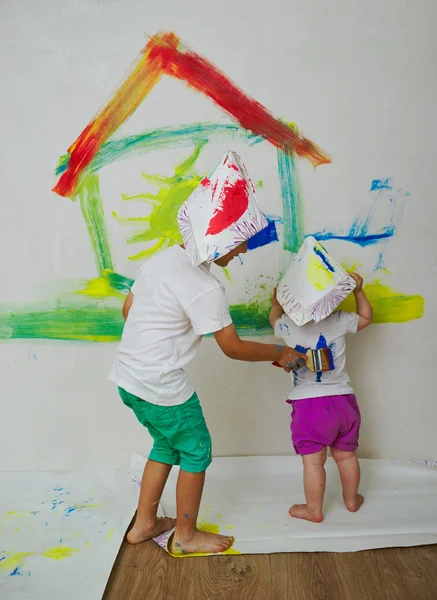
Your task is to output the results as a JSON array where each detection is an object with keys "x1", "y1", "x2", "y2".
[{"x1": 0, "y1": 32, "x2": 424, "y2": 342}]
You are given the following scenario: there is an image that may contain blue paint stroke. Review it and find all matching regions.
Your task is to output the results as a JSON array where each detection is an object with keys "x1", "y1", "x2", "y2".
[
  {"x1": 248, "y1": 218, "x2": 279, "y2": 251},
  {"x1": 295, "y1": 344, "x2": 309, "y2": 354},
  {"x1": 10, "y1": 566, "x2": 22, "y2": 577},
  {"x1": 277, "y1": 148, "x2": 303, "y2": 254},
  {"x1": 313, "y1": 229, "x2": 393, "y2": 248},
  {"x1": 51, "y1": 500, "x2": 64, "y2": 510},
  {"x1": 64, "y1": 507, "x2": 78, "y2": 516},
  {"x1": 312, "y1": 178, "x2": 409, "y2": 251},
  {"x1": 313, "y1": 246, "x2": 335, "y2": 272},
  {"x1": 370, "y1": 178, "x2": 392, "y2": 191}
]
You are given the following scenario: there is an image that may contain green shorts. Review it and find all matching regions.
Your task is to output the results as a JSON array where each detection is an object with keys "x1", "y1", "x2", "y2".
[{"x1": 119, "y1": 388, "x2": 212, "y2": 473}]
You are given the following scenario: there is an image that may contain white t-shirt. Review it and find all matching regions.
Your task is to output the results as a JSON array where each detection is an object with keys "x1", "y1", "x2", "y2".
[
  {"x1": 274, "y1": 311, "x2": 359, "y2": 401},
  {"x1": 109, "y1": 245, "x2": 232, "y2": 406}
]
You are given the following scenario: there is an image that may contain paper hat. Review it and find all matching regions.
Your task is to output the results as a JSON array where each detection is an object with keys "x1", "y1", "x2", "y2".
[
  {"x1": 177, "y1": 151, "x2": 268, "y2": 266},
  {"x1": 277, "y1": 236, "x2": 356, "y2": 326}
]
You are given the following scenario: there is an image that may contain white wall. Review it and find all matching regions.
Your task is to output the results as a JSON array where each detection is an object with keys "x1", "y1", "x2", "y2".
[{"x1": 1, "y1": 0, "x2": 436, "y2": 470}]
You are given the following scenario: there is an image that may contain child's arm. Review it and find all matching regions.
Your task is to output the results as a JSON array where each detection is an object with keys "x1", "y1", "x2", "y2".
[
  {"x1": 122, "y1": 291, "x2": 134, "y2": 322},
  {"x1": 350, "y1": 273, "x2": 372, "y2": 331},
  {"x1": 213, "y1": 325, "x2": 306, "y2": 369},
  {"x1": 269, "y1": 287, "x2": 285, "y2": 329}
]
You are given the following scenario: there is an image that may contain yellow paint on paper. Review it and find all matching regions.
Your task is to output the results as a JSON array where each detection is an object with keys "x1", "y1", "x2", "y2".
[
  {"x1": 227, "y1": 525, "x2": 234, "y2": 530},
  {"x1": 197, "y1": 520, "x2": 219, "y2": 534},
  {"x1": 106, "y1": 528, "x2": 114, "y2": 540},
  {"x1": 170, "y1": 521, "x2": 239, "y2": 558},
  {"x1": 85, "y1": 541, "x2": 91, "y2": 548},
  {"x1": 42, "y1": 546, "x2": 79, "y2": 560},
  {"x1": 0, "y1": 552, "x2": 32, "y2": 572},
  {"x1": 4, "y1": 511, "x2": 29, "y2": 520},
  {"x1": 306, "y1": 251, "x2": 334, "y2": 291}
]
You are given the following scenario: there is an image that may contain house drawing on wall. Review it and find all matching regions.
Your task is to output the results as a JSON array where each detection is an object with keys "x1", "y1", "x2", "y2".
[{"x1": 0, "y1": 32, "x2": 424, "y2": 343}]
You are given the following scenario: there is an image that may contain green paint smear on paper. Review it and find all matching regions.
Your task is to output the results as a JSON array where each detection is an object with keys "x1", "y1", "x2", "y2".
[
  {"x1": 76, "y1": 173, "x2": 114, "y2": 274},
  {"x1": 114, "y1": 143, "x2": 206, "y2": 261}
]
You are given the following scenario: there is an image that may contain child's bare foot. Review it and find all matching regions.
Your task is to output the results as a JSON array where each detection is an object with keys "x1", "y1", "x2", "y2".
[
  {"x1": 344, "y1": 494, "x2": 364, "y2": 513},
  {"x1": 289, "y1": 504, "x2": 323, "y2": 523},
  {"x1": 171, "y1": 529, "x2": 234, "y2": 555},
  {"x1": 127, "y1": 517, "x2": 176, "y2": 544}
]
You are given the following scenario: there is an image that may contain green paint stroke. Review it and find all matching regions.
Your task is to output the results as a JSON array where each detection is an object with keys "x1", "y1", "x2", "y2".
[
  {"x1": 0, "y1": 301, "x2": 124, "y2": 342},
  {"x1": 0, "y1": 284, "x2": 424, "y2": 342},
  {"x1": 0, "y1": 297, "x2": 270, "y2": 342},
  {"x1": 277, "y1": 147, "x2": 304, "y2": 255},
  {"x1": 76, "y1": 173, "x2": 114, "y2": 274},
  {"x1": 56, "y1": 123, "x2": 263, "y2": 176},
  {"x1": 113, "y1": 144, "x2": 206, "y2": 261}
]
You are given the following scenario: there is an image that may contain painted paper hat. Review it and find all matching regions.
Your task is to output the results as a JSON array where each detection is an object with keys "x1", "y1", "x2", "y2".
[
  {"x1": 177, "y1": 151, "x2": 268, "y2": 266},
  {"x1": 277, "y1": 236, "x2": 356, "y2": 326}
]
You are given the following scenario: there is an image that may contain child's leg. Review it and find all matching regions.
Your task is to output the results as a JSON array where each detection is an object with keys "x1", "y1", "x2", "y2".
[
  {"x1": 330, "y1": 448, "x2": 364, "y2": 512},
  {"x1": 166, "y1": 394, "x2": 233, "y2": 554},
  {"x1": 127, "y1": 459, "x2": 175, "y2": 544},
  {"x1": 289, "y1": 447, "x2": 327, "y2": 523},
  {"x1": 171, "y1": 470, "x2": 233, "y2": 554}
]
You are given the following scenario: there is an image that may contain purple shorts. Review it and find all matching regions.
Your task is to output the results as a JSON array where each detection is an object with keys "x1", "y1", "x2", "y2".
[{"x1": 289, "y1": 394, "x2": 361, "y2": 455}]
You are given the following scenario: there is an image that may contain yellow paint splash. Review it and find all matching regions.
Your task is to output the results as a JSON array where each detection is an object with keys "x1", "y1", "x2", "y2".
[
  {"x1": 1, "y1": 545, "x2": 80, "y2": 574},
  {"x1": 76, "y1": 276, "x2": 124, "y2": 299},
  {"x1": 222, "y1": 267, "x2": 232, "y2": 282},
  {"x1": 114, "y1": 144, "x2": 204, "y2": 261},
  {"x1": 306, "y1": 250, "x2": 334, "y2": 291},
  {"x1": 197, "y1": 520, "x2": 219, "y2": 534},
  {"x1": 338, "y1": 278, "x2": 424, "y2": 323},
  {"x1": 42, "y1": 546, "x2": 79, "y2": 560},
  {"x1": 4, "y1": 511, "x2": 29, "y2": 520},
  {"x1": 169, "y1": 521, "x2": 239, "y2": 558},
  {"x1": 0, "y1": 552, "x2": 32, "y2": 572},
  {"x1": 106, "y1": 528, "x2": 114, "y2": 541},
  {"x1": 85, "y1": 541, "x2": 91, "y2": 548}
]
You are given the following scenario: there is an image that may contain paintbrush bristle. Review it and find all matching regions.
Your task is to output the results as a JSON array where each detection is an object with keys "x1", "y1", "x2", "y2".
[{"x1": 306, "y1": 348, "x2": 334, "y2": 372}]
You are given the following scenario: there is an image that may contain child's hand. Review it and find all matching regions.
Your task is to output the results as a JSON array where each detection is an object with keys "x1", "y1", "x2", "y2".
[
  {"x1": 350, "y1": 272, "x2": 363, "y2": 293},
  {"x1": 277, "y1": 346, "x2": 307, "y2": 371},
  {"x1": 272, "y1": 287, "x2": 281, "y2": 307}
]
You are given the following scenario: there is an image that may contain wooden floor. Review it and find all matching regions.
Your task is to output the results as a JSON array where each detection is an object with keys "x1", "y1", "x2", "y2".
[{"x1": 103, "y1": 537, "x2": 437, "y2": 600}]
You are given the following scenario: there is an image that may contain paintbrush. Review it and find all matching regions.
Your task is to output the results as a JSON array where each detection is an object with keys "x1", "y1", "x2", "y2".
[{"x1": 272, "y1": 347, "x2": 334, "y2": 372}]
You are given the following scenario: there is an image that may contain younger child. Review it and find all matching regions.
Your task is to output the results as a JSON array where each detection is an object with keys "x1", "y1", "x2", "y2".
[{"x1": 270, "y1": 272, "x2": 372, "y2": 522}]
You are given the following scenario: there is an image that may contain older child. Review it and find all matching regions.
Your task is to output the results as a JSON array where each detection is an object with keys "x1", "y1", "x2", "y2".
[
  {"x1": 270, "y1": 272, "x2": 372, "y2": 523},
  {"x1": 109, "y1": 152, "x2": 306, "y2": 555}
]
